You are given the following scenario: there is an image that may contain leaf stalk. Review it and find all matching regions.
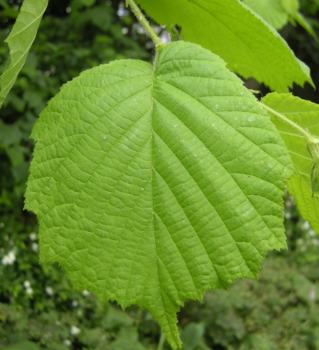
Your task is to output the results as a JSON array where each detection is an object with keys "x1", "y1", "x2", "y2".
[
  {"x1": 260, "y1": 102, "x2": 317, "y2": 144},
  {"x1": 125, "y1": 0, "x2": 164, "y2": 49},
  {"x1": 260, "y1": 101, "x2": 319, "y2": 194},
  {"x1": 157, "y1": 331, "x2": 166, "y2": 350}
]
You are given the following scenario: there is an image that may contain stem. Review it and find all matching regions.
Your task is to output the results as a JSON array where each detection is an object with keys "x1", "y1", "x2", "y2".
[
  {"x1": 157, "y1": 331, "x2": 166, "y2": 350},
  {"x1": 134, "y1": 308, "x2": 143, "y2": 329},
  {"x1": 125, "y1": 0, "x2": 164, "y2": 49},
  {"x1": 260, "y1": 102, "x2": 316, "y2": 143},
  {"x1": 260, "y1": 101, "x2": 319, "y2": 168}
]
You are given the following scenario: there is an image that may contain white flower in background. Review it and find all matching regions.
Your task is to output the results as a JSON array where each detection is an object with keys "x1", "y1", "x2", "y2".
[
  {"x1": 1, "y1": 250, "x2": 16, "y2": 265},
  {"x1": 159, "y1": 31, "x2": 171, "y2": 44},
  {"x1": 284, "y1": 211, "x2": 292, "y2": 219},
  {"x1": 309, "y1": 230, "x2": 316, "y2": 238},
  {"x1": 285, "y1": 200, "x2": 293, "y2": 208},
  {"x1": 136, "y1": 24, "x2": 146, "y2": 35},
  {"x1": 64, "y1": 339, "x2": 72, "y2": 346},
  {"x1": 70, "y1": 325, "x2": 81, "y2": 336},
  {"x1": 312, "y1": 239, "x2": 319, "y2": 246},
  {"x1": 309, "y1": 287, "x2": 316, "y2": 301},
  {"x1": 72, "y1": 300, "x2": 79, "y2": 308},
  {"x1": 301, "y1": 221, "x2": 310, "y2": 231},
  {"x1": 45, "y1": 286, "x2": 54, "y2": 296},
  {"x1": 0, "y1": 222, "x2": 4, "y2": 228},
  {"x1": 77, "y1": 310, "x2": 83, "y2": 317},
  {"x1": 23, "y1": 280, "x2": 31, "y2": 289},
  {"x1": 82, "y1": 290, "x2": 90, "y2": 297},
  {"x1": 117, "y1": 2, "x2": 128, "y2": 18},
  {"x1": 29, "y1": 232, "x2": 37, "y2": 241},
  {"x1": 31, "y1": 243, "x2": 38, "y2": 253},
  {"x1": 26, "y1": 287, "x2": 34, "y2": 295},
  {"x1": 297, "y1": 238, "x2": 304, "y2": 246},
  {"x1": 23, "y1": 280, "x2": 34, "y2": 295},
  {"x1": 122, "y1": 27, "x2": 128, "y2": 35}
]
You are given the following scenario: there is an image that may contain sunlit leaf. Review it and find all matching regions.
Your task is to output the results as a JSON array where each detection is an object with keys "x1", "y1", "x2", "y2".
[{"x1": 26, "y1": 41, "x2": 293, "y2": 348}]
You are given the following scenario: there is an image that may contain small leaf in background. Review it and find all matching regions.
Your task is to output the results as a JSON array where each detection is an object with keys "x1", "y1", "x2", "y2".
[
  {"x1": 25, "y1": 41, "x2": 293, "y2": 349},
  {"x1": 262, "y1": 93, "x2": 319, "y2": 233},
  {"x1": 102, "y1": 305, "x2": 134, "y2": 330},
  {"x1": 0, "y1": 0, "x2": 48, "y2": 109},
  {"x1": 281, "y1": 0, "x2": 299, "y2": 16},
  {"x1": 136, "y1": 0, "x2": 314, "y2": 92},
  {"x1": 244, "y1": 0, "x2": 318, "y2": 40},
  {"x1": 180, "y1": 323, "x2": 205, "y2": 350},
  {"x1": 243, "y1": 0, "x2": 289, "y2": 29},
  {"x1": 0, "y1": 120, "x2": 22, "y2": 148},
  {"x1": 294, "y1": 11, "x2": 318, "y2": 41}
]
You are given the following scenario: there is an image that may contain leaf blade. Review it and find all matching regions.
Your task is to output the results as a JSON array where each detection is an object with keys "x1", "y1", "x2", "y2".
[
  {"x1": 0, "y1": 0, "x2": 48, "y2": 108},
  {"x1": 25, "y1": 42, "x2": 293, "y2": 349}
]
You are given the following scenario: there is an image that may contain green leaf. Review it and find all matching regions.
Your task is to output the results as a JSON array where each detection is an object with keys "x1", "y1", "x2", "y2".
[
  {"x1": 261, "y1": 93, "x2": 319, "y2": 233},
  {"x1": 180, "y1": 323, "x2": 205, "y2": 350},
  {"x1": 0, "y1": 0, "x2": 48, "y2": 108},
  {"x1": 294, "y1": 11, "x2": 318, "y2": 41},
  {"x1": 245, "y1": 0, "x2": 318, "y2": 41},
  {"x1": 25, "y1": 41, "x2": 293, "y2": 349},
  {"x1": 135, "y1": 0, "x2": 313, "y2": 92},
  {"x1": 243, "y1": 0, "x2": 289, "y2": 29},
  {"x1": 280, "y1": 0, "x2": 299, "y2": 15},
  {"x1": 243, "y1": 1, "x2": 318, "y2": 47}
]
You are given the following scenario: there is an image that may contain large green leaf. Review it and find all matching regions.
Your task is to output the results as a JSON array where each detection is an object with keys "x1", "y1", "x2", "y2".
[
  {"x1": 135, "y1": 0, "x2": 313, "y2": 92},
  {"x1": 262, "y1": 93, "x2": 319, "y2": 233},
  {"x1": 0, "y1": 0, "x2": 48, "y2": 108},
  {"x1": 25, "y1": 41, "x2": 293, "y2": 349}
]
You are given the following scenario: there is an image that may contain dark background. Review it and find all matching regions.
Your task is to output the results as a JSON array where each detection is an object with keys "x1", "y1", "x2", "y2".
[{"x1": 1, "y1": 1, "x2": 319, "y2": 349}]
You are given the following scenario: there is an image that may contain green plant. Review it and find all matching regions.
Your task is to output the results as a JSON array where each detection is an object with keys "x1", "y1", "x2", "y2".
[{"x1": 1, "y1": 0, "x2": 319, "y2": 348}]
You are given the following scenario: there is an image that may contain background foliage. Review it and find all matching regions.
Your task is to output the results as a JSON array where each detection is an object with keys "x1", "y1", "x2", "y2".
[{"x1": 1, "y1": 0, "x2": 319, "y2": 349}]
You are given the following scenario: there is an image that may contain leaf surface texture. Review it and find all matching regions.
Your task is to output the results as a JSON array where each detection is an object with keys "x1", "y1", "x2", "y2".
[{"x1": 25, "y1": 42, "x2": 293, "y2": 349}]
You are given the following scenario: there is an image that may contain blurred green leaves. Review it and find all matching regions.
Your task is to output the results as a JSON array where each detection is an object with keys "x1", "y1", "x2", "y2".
[{"x1": 1, "y1": 341, "x2": 40, "y2": 350}]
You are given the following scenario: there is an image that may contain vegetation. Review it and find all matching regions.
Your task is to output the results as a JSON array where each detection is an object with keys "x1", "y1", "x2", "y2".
[{"x1": 1, "y1": 0, "x2": 319, "y2": 349}]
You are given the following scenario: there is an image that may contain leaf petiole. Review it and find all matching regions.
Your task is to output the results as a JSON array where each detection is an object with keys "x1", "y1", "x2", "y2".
[
  {"x1": 260, "y1": 101, "x2": 319, "y2": 191},
  {"x1": 157, "y1": 331, "x2": 166, "y2": 350},
  {"x1": 125, "y1": 0, "x2": 164, "y2": 49},
  {"x1": 260, "y1": 102, "x2": 316, "y2": 143}
]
